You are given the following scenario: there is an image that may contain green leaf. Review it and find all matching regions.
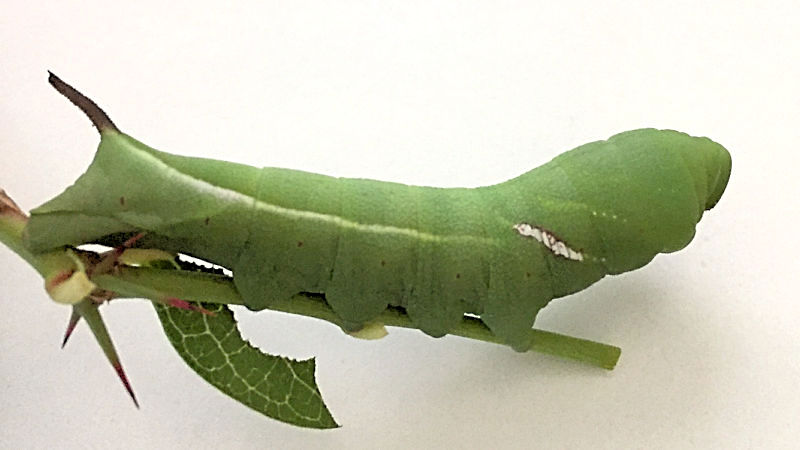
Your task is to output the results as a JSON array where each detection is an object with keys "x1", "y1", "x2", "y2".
[{"x1": 154, "y1": 302, "x2": 339, "y2": 429}]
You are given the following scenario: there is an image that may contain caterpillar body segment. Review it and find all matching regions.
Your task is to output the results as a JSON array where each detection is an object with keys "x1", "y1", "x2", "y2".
[{"x1": 26, "y1": 78, "x2": 731, "y2": 351}]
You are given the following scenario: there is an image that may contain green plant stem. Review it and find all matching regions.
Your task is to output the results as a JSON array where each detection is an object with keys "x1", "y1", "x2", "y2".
[
  {"x1": 1, "y1": 206, "x2": 620, "y2": 370},
  {"x1": 0, "y1": 196, "x2": 75, "y2": 278},
  {"x1": 99, "y1": 267, "x2": 620, "y2": 369},
  {"x1": 0, "y1": 206, "x2": 48, "y2": 275}
]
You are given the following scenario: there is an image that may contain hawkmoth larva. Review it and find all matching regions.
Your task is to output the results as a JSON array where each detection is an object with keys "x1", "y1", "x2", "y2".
[{"x1": 26, "y1": 74, "x2": 731, "y2": 352}]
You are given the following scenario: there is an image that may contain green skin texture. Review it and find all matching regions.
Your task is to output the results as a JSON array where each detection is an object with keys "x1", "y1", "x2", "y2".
[{"x1": 25, "y1": 129, "x2": 731, "y2": 351}]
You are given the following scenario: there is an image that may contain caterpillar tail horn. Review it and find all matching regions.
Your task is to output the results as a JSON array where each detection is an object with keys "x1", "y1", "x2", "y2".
[{"x1": 47, "y1": 71, "x2": 118, "y2": 134}]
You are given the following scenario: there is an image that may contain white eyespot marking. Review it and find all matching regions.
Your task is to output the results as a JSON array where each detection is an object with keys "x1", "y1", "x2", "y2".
[{"x1": 513, "y1": 223, "x2": 584, "y2": 261}]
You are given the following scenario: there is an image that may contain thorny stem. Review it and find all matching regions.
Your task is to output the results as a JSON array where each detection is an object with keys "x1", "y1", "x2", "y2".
[
  {"x1": 2, "y1": 190, "x2": 140, "y2": 405},
  {"x1": 0, "y1": 190, "x2": 57, "y2": 275},
  {"x1": 74, "y1": 300, "x2": 139, "y2": 407},
  {"x1": 1, "y1": 191, "x2": 620, "y2": 370},
  {"x1": 96, "y1": 261, "x2": 620, "y2": 369}
]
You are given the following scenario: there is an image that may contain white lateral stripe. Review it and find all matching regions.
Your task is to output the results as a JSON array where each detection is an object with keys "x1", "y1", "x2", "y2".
[
  {"x1": 513, "y1": 223, "x2": 584, "y2": 261},
  {"x1": 122, "y1": 136, "x2": 493, "y2": 245}
]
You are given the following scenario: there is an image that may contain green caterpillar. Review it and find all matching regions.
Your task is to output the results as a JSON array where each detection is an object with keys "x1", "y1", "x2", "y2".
[{"x1": 26, "y1": 74, "x2": 731, "y2": 352}]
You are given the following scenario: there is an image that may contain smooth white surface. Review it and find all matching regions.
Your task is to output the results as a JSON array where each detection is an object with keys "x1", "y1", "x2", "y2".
[{"x1": 1, "y1": 2, "x2": 798, "y2": 448}]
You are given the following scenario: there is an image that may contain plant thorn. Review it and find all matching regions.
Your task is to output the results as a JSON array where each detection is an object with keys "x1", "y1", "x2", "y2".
[{"x1": 61, "y1": 308, "x2": 82, "y2": 348}]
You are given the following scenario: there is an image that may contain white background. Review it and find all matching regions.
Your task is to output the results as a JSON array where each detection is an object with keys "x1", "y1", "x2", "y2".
[{"x1": 1, "y1": 1, "x2": 798, "y2": 448}]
